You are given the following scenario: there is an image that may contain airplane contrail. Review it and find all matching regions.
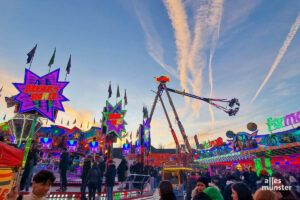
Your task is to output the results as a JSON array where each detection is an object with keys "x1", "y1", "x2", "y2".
[
  {"x1": 251, "y1": 13, "x2": 300, "y2": 103},
  {"x1": 208, "y1": 0, "x2": 224, "y2": 127},
  {"x1": 188, "y1": 0, "x2": 224, "y2": 118},
  {"x1": 162, "y1": 0, "x2": 192, "y2": 114},
  {"x1": 134, "y1": 2, "x2": 179, "y2": 78}
]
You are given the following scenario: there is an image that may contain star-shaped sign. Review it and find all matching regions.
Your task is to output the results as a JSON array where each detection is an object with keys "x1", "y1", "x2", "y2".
[
  {"x1": 102, "y1": 100, "x2": 127, "y2": 140},
  {"x1": 13, "y1": 69, "x2": 69, "y2": 121}
]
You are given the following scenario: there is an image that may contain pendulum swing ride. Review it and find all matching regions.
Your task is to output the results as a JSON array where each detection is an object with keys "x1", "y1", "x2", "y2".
[{"x1": 147, "y1": 75, "x2": 240, "y2": 166}]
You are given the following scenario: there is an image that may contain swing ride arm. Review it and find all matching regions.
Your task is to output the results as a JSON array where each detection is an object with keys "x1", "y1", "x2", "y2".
[
  {"x1": 148, "y1": 84, "x2": 183, "y2": 162},
  {"x1": 166, "y1": 87, "x2": 240, "y2": 116},
  {"x1": 162, "y1": 84, "x2": 194, "y2": 155},
  {"x1": 158, "y1": 92, "x2": 181, "y2": 163}
]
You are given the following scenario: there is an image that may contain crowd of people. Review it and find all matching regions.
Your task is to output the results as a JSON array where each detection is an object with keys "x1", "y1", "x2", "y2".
[
  {"x1": 158, "y1": 168, "x2": 300, "y2": 200},
  {"x1": 79, "y1": 156, "x2": 129, "y2": 200},
  {"x1": 6, "y1": 145, "x2": 300, "y2": 200}
]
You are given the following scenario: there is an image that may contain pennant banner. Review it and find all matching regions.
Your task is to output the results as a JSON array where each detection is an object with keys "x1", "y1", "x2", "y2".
[{"x1": 26, "y1": 44, "x2": 37, "y2": 64}]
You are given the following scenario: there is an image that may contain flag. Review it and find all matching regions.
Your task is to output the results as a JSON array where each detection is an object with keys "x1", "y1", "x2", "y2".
[
  {"x1": 5, "y1": 96, "x2": 17, "y2": 108},
  {"x1": 116, "y1": 85, "x2": 120, "y2": 98},
  {"x1": 93, "y1": 117, "x2": 95, "y2": 124},
  {"x1": 67, "y1": 121, "x2": 69, "y2": 126},
  {"x1": 143, "y1": 106, "x2": 148, "y2": 119},
  {"x1": 124, "y1": 89, "x2": 128, "y2": 106},
  {"x1": 80, "y1": 123, "x2": 82, "y2": 128},
  {"x1": 26, "y1": 44, "x2": 37, "y2": 64},
  {"x1": 73, "y1": 119, "x2": 76, "y2": 124},
  {"x1": 61, "y1": 119, "x2": 63, "y2": 124},
  {"x1": 108, "y1": 82, "x2": 112, "y2": 98},
  {"x1": 48, "y1": 48, "x2": 56, "y2": 67},
  {"x1": 66, "y1": 55, "x2": 71, "y2": 74},
  {"x1": 87, "y1": 121, "x2": 89, "y2": 128},
  {"x1": 0, "y1": 86, "x2": 3, "y2": 92},
  {"x1": 46, "y1": 119, "x2": 48, "y2": 125},
  {"x1": 3, "y1": 114, "x2": 6, "y2": 120}
]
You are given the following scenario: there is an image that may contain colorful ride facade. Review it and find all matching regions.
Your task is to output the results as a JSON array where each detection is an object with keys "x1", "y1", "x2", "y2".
[{"x1": 194, "y1": 116, "x2": 300, "y2": 176}]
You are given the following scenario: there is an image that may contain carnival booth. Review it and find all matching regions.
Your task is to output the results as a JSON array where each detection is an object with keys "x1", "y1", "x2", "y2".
[{"x1": 0, "y1": 142, "x2": 24, "y2": 200}]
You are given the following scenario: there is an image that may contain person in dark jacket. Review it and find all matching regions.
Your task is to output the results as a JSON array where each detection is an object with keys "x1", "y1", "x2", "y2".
[
  {"x1": 20, "y1": 146, "x2": 39, "y2": 191},
  {"x1": 80, "y1": 156, "x2": 92, "y2": 200},
  {"x1": 223, "y1": 175, "x2": 237, "y2": 200},
  {"x1": 185, "y1": 172, "x2": 200, "y2": 200},
  {"x1": 133, "y1": 162, "x2": 143, "y2": 174},
  {"x1": 117, "y1": 158, "x2": 128, "y2": 190},
  {"x1": 87, "y1": 162, "x2": 101, "y2": 200},
  {"x1": 96, "y1": 156, "x2": 106, "y2": 196},
  {"x1": 105, "y1": 160, "x2": 116, "y2": 200},
  {"x1": 193, "y1": 192, "x2": 211, "y2": 200},
  {"x1": 57, "y1": 148, "x2": 69, "y2": 192},
  {"x1": 150, "y1": 167, "x2": 159, "y2": 189}
]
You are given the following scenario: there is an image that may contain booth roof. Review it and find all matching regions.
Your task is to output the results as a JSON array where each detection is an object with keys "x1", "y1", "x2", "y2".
[{"x1": 0, "y1": 142, "x2": 24, "y2": 167}]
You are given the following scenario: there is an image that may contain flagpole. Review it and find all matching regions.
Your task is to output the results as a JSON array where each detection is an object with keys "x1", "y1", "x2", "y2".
[
  {"x1": 49, "y1": 65, "x2": 51, "y2": 73},
  {"x1": 116, "y1": 85, "x2": 118, "y2": 105},
  {"x1": 29, "y1": 57, "x2": 33, "y2": 70},
  {"x1": 124, "y1": 89, "x2": 126, "y2": 109},
  {"x1": 65, "y1": 54, "x2": 71, "y2": 81}
]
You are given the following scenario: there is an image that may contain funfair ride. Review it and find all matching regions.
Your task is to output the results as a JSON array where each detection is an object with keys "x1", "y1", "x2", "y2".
[{"x1": 149, "y1": 75, "x2": 240, "y2": 166}]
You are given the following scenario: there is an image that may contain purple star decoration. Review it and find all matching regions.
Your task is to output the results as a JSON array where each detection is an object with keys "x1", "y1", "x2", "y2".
[
  {"x1": 103, "y1": 100, "x2": 127, "y2": 139},
  {"x1": 13, "y1": 69, "x2": 69, "y2": 121}
]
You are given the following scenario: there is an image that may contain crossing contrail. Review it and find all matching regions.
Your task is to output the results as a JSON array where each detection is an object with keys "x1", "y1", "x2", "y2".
[
  {"x1": 208, "y1": 0, "x2": 224, "y2": 127},
  {"x1": 162, "y1": 0, "x2": 192, "y2": 115},
  {"x1": 251, "y1": 13, "x2": 300, "y2": 103},
  {"x1": 163, "y1": 0, "x2": 191, "y2": 93}
]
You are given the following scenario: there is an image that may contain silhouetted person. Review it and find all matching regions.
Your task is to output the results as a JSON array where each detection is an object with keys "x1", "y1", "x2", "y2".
[
  {"x1": 87, "y1": 162, "x2": 101, "y2": 200},
  {"x1": 117, "y1": 158, "x2": 128, "y2": 189},
  {"x1": 81, "y1": 156, "x2": 92, "y2": 200},
  {"x1": 20, "y1": 146, "x2": 38, "y2": 191},
  {"x1": 105, "y1": 160, "x2": 116, "y2": 200},
  {"x1": 97, "y1": 156, "x2": 106, "y2": 196},
  {"x1": 57, "y1": 148, "x2": 69, "y2": 192}
]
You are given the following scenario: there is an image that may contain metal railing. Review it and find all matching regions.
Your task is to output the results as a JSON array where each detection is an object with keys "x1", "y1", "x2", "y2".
[{"x1": 124, "y1": 174, "x2": 153, "y2": 195}]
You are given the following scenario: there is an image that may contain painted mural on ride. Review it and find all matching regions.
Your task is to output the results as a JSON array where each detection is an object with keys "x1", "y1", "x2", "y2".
[{"x1": 194, "y1": 113, "x2": 300, "y2": 160}]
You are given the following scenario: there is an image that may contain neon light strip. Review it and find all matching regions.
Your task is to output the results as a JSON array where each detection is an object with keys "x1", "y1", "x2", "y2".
[{"x1": 22, "y1": 115, "x2": 38, "y2": 168}]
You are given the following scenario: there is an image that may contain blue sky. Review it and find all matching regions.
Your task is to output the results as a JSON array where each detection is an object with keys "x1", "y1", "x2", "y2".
[{"x1": 0, "y1": 0, "x2": 299, "y2": 148}]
